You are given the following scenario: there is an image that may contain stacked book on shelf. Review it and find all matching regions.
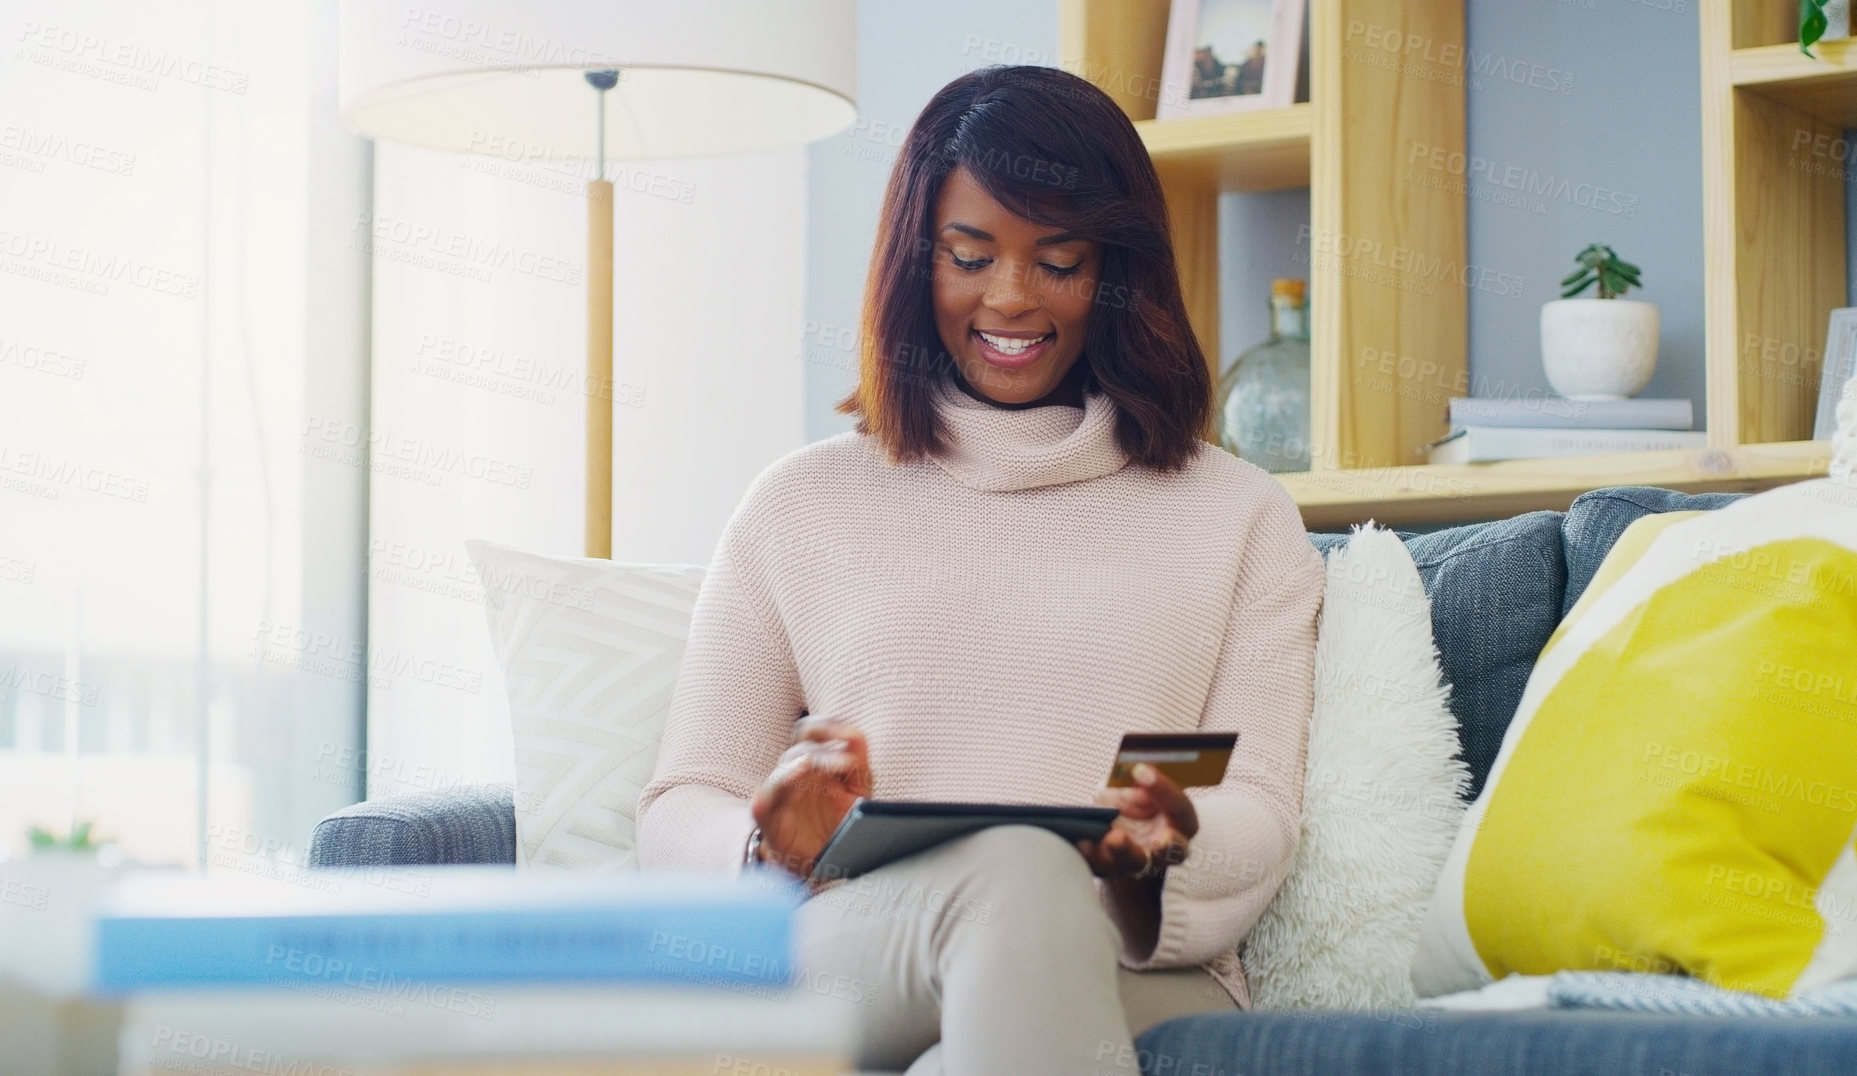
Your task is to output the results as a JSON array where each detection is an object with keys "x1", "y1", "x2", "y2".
[
  {"x1": 1427, "y1": 396, "x2": 1704, "y2": 465},
  {"x1": 3, "y1": 860, "x2": 853, "y2": 1075}
]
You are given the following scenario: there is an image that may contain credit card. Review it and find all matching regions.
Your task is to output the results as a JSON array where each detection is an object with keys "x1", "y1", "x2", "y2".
[{"x1": 1107, "y1": 732, "x2": 1239, "y2": 789}]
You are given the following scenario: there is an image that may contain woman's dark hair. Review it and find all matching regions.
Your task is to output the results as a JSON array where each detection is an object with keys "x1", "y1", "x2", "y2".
[{"x1": 833, "y1": 64, "x2": 1211, "y2": 473}]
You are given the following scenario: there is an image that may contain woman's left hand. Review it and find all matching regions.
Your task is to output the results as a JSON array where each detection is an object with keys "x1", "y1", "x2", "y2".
[{"x1": 1076, "y1": 763, "x2": 1199, "y2": 879}]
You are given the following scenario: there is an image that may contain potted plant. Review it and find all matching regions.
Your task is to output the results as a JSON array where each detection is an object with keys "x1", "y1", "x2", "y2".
[
  {"x1": 1540, "y1": 243, "x2": 1657, "y2": 400},
  {"x1": 3, "y1": 820, "x2": 125, "y2": 997},
  {"x1": 27, "y1": 820, "x2": 106, "y2": 855}
]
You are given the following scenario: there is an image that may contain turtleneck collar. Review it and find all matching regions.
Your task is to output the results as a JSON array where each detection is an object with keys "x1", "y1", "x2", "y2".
[{"x1": 927, "y1": 375, "x2": 1129, "y2": 492}]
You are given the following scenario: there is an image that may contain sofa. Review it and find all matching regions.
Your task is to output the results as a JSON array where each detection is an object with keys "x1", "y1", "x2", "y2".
[{"x1": 306, "y1": 485, "x2": 1857, "y2": 1076}]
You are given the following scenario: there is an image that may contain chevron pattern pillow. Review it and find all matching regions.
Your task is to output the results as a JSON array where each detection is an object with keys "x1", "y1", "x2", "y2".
[{"x1": 465, "y1": 540, "x2": 706, "y2": 870}]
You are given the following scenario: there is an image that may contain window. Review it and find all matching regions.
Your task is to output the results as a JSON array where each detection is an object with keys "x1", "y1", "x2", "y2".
[{"x1": 0, "y1": 0, "x2": 367, "y2": 869}]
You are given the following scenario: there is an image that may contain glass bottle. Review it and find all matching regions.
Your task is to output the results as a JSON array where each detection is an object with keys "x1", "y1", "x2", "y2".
[{"x1": 1216, "y1": 278, "x2": 1311, "y2": 472}]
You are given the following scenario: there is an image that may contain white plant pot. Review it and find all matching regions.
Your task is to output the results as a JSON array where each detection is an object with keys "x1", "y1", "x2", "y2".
[
  {"x1": 1540, "y1": 298, "x2": 1659, "y2": 400},
  {"x1": 0, "y1": 849, "x2": 126, "y2": 996}
]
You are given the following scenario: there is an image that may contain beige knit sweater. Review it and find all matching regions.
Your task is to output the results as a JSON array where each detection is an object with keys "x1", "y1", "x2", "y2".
[{"x1": 636, "y1": 374, "x2": 1325, "y2": 1008}]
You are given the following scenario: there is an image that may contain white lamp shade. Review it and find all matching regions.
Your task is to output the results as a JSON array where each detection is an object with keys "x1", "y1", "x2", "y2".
[{"x1": 339, "y1": 0, "x2": 858, "y2": 160}]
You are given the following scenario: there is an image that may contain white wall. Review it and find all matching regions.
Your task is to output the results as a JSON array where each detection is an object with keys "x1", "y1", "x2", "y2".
[
  {"x1": 805, "y1": 0, "x2": 1057, "y2": 440},
  {"x1": 365, "y1": 133, "x2": 810, "y2": 793},
  {"x1": 611, "y1": 148, "x2": 809, "y2": 566},
  {"x1": 364, "y1": 138, "x2": 589, "y2": 793}
]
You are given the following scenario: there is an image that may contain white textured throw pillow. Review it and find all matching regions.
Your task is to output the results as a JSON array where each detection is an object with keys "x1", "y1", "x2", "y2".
[
  {"x1": 1833, "y1": 386, "x2": 1856, "y2": 483},
  {"x1": 465, "y1": 540, "x2": 706, "y2": 870},
  {"x1": 1243, "y1": 523, "x2": 1469, "y2": 1010}
]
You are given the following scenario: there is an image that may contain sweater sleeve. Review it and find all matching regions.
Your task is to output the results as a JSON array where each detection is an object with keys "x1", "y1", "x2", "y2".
[
  {"x1": 635, "y1": 507, "x2": 806, "y2": 874},
  {"x1": 1104, "y1": 490, "x2": 1325, "y2": 970}
]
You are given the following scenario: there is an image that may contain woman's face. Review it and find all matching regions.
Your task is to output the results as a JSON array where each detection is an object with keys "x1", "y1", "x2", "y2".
[{"x1": 930, "y1": 165, "x2": 1100, "y2": 405}]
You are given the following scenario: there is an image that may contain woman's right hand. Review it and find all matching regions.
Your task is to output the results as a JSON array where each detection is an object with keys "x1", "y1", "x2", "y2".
[{"x1": 749, "y1": 715, "x2": 872, "y2": 879}]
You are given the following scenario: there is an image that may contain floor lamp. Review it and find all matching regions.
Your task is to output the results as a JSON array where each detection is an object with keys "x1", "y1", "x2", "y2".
[{"x1": 337, "y1": 0, "x2": 857, "y2": 557}]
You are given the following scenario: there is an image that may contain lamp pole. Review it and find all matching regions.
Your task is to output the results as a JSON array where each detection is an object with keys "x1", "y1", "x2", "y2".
[{"x1": 585, "y1": 69, "x2": 618, "y2": 559}]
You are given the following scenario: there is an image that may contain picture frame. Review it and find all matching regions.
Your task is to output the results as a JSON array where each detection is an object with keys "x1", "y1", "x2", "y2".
[
  {"x1": 1157, "y1": 0, "x2": 1305, "y2": 121},
  {"x1": 1815, "y1": 307, "x2": 1857, "y2": 440}
]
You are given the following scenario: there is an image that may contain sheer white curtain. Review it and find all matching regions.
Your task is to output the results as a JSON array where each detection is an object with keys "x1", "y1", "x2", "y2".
[
  {"x1": 0, "y1": 0, "x2": 369, "y2": 866},
  {"x1": 365, "y1": 136, "x2": 809, "y2": 796},
  {"x1": 0, "y1": 0, "x2": 814, "y2": 850}
]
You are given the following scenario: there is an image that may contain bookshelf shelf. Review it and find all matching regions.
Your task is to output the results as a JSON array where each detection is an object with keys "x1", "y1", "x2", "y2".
[
  {"x1": 1134, "y1": 103, "x2": 1312, "y2": 191},
  {"x1": 1277, "y1": 441, "x2": 1830, "y2": 530},
  {"x1": 1059, "y1": 0, "x2": 1833, "y2": 529},
  {"x1": 1729, "y1": 41, "x2": 1857, "y2": 125}
]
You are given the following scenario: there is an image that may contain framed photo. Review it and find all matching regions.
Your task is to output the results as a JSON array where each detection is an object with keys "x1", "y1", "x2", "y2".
[
  {"x1": 1157, "y1": 0, "x2": 1305, "y2": 120},
  {"x1": 1815, "y1": 307, "x2": 1857, "y2": 440}
]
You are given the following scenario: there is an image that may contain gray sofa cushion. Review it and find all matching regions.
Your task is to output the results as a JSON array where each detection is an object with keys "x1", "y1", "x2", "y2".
[
  {"x1": 1136, "y1": 1009, "x2": 1857, "y2": 1076},
  {"x1": 1560, "y1": 486, "x2": 1748, "y2": 616},
  {"x1": 1312, "y1": 512, "x2": 1566, "y2": 800},
  {"x1": 305, "y1": 784, "x2": 516, "y2": 867},
  {"x1": 1406, "y1": 511, "x2": 1565, "y2": 801}
]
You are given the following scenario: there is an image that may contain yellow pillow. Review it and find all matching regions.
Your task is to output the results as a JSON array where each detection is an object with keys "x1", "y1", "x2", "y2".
[{"x1": 1413, "y1": 479, "x2": 1857, "y2": 999}]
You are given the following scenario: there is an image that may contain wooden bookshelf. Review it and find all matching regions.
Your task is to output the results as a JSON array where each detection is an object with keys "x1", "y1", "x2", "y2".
[
  {"x1": 1058, "y1": 0, "x2": 1831, "y2": 528},
  {"x1": 1704, "y1": 4, "x2": 1849, "y2": 455}
]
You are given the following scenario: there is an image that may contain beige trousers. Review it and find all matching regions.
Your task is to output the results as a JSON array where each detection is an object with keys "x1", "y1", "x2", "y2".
[{"x1": 793, "y1": 825, "x2": 1238, "y2": 1076}]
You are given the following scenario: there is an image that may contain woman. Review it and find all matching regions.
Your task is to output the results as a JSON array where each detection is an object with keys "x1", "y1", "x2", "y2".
[{"x1": 636, "y1": 64, "x2": 1324, "y2": 1075}]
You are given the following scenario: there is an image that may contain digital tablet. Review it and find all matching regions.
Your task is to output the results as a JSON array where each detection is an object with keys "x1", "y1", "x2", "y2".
[{"x1": 809, "y1": 800, "x2": 1118, "y2": 884}]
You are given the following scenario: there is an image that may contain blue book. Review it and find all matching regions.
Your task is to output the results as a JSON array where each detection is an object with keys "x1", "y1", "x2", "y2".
[{"x1": 91, "y1": 865, "x2": 804, "y2": 995}]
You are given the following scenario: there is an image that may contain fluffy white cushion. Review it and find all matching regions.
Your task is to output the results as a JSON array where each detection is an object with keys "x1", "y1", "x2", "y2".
[
  {"x1": 1832, "y1": 386, "x2": 1856, "y2": 484},
  {"x1": 465, "y1": 540, "x2": 705, "y2": 870},
  {"x1": 1243, "y1": 523, "x2": 1469, "y2": 1010}
]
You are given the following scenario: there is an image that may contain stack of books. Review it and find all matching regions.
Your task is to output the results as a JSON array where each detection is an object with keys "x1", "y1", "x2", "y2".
[
  {"x1": 6, "y1": 863, "x2": 853, "y2": 1075},
  {"x1": 1428, "y1": 397, "x2": 1704, "y2": 464}
]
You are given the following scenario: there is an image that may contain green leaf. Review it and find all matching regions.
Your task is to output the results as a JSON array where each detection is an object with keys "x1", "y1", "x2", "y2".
[
  {"x1": 27, "y1": 826, "x2": 54, "y2": 848},
  {"x1": 1803, "y1": 0, "x2": 1829, "y2": 58},
  {"x1": 1563, "y1": 242, "x2": 1643, "y2": 297}
]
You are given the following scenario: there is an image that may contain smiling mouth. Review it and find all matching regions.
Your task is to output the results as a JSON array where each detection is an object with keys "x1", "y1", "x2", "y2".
[
  {"x1": 975, "y1": 329, "x2": 1051, "y2": 354},
  {"x1": 972, "y1": 329, "x2": 1054, "y2": 367}
]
